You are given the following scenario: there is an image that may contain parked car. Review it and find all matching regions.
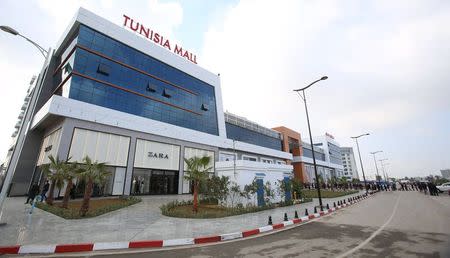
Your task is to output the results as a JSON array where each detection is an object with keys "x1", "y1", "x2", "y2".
[{"x1": 436, "y1": 182, "x2": 450, "y2": 193}]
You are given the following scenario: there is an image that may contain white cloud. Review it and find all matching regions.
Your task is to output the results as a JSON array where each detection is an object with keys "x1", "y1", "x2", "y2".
[
  {"x1": 201, "y1": 0, "x2": 450, "y2": 177},
  {"x1": 35, "y1": 0, "x2": 183, "y2": 42},
  {"x1": 0, "y1": 0, "x2": 184, "y2": 162}
]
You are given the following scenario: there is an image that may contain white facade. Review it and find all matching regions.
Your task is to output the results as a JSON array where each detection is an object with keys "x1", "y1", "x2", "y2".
[
  {"x1": 312, "y1": 134, "x2": 344, "y2": 180},
  {"x1": 341, "y1": 147, "x2": 359, "y2": 180},
  {"x1": 216, "y1": 160, "x2": 292, "y2": 205},
  {"x1": 441, "y1": 169, "x2": 450, "y2": 180}
]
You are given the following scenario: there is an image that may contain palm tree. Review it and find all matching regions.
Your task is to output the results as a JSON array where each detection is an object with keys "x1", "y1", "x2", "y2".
[
  {"x1": 184, "y1": 156, "x2": 212, "y2": 213},
  {"x1": 78, "y1": 156, "x2": 110, "y2": 217},
  {"x1": 61, "y1": 162, "x2": 81, "y2": 209},
  {"x1": 42, "y1": 155, "x2": 66, "y2": 206}
]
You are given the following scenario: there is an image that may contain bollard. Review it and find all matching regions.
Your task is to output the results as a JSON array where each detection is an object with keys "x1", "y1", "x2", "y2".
[
  {"x1": 320, "y1": 205, "x2": 324, "y2": 211},
  {"x1": 284, "y1": 213, "x2": 288, "y2": 221},
  {"x1": 344, "y1": 199, "x2": 346, "y2": 204},
  {"x1": 314, "y1": 206, "x2": 317, "y2": 213},
  {"x1": 326, "y1": 203, "x2": 329, "y2": 210},
  {"x1": 333, "y1": 202, "x2": 336, "y2": 208},
  {"x1": 305, "y1": 208, "x2": 309, "y2": 216},
  {"x1": 294, "y1": 210, "x2": 299, "y2": 219},
  {"x1": 268, "y1": 216, "x2": 273, "y2": 225}
]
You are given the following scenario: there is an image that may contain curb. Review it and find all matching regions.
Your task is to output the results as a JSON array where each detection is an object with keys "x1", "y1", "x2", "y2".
[{"x1": 0, "y1": 192, "x2": 377, "y2": 255}]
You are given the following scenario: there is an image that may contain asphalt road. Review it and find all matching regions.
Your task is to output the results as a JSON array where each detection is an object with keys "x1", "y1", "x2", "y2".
[{"x1": 40, "y1": 191, "x2": 450, "y2": 258}]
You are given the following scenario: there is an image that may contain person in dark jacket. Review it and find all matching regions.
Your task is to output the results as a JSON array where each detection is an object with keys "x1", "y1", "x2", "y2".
[
  {"x1": 25, "y1": 183, "x2": 40, "y2": 204},
  {"x1": 40, "y1": 180, "x2": 50, "y2": 202}
]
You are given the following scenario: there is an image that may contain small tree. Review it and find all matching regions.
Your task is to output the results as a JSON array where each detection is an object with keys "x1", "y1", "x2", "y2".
[
  {"x1": 78, "y1": 156, "x2": 110, "y2": 217},
  {"x1": 203, "y1": 175, "x2": 230, "y2": 205},
  {"x1": 292, "y1": 180, "x2": 303, "y2": 199},
  {"x1": 41, "y1": 155, "x2": 66, "y2": 206},
  {"x1": 229, "y1": 182, "x2": 242, "y2": 208},
  {"x1": 329, "y1": 176, "x2": 337, "y2": 191},
  {"x1": 317, "y1": 175, "x2": 324, "y2": 188},
  {"x1": 277, "y1": 178, "x2": 292, "y2": 203},
  {"x1": 241, "y1": 178, "x2": 258, "y2": 205},
  {"x1": 184, "y1": 156, "x2": 212, "y2": 213},
  {"x1": 264, "y1": 181, "x2": 274, "y2": 205}
]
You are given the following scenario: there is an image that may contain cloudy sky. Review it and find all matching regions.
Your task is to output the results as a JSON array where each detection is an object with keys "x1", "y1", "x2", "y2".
[{"x1": 0, "y1": 0, "x2": 449, "y2": 179}]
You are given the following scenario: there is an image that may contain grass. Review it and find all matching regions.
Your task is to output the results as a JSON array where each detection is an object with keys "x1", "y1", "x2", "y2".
[
  {"x1": 161, "y1": 198, "x2": 312, "y2": 219},
  {"x1": 36, "y1": 197, "x2": 141, "y2": 219},
  {"x1": 301, "y1": 189, "x2": 359, "y2": 198}
]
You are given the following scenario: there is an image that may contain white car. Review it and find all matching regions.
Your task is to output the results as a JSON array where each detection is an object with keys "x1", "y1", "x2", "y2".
[{"x1": 437, "y1": 182, "x2": 450, "y2": 193}]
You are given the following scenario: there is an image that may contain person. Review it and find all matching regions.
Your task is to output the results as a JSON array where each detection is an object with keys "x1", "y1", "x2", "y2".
[
  {"x1": 40, "y1": 180, "x2": 50, "y2": 202},
  {"x1": 25, "y1": 183, "x2": 40, "y2": 204}
]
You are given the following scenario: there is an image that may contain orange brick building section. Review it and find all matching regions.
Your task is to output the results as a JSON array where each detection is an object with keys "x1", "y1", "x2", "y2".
[{"x1": 272, "y1": 126, "x2": 306, "y2": 183}]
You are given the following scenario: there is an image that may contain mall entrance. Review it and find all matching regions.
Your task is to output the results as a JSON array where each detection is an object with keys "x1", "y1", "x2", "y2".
[{"x1": 132, "y1": 168, "x2": 179, "y2": 195}]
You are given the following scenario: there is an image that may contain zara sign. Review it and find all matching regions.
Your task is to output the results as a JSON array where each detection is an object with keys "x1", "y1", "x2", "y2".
[
  {"x1": 148, "y1": 152, "x2": 169, "y2": 159},
  {"x1": 134, "y1": 139, "x2": 180, "y2": 170},
  {"x1": 123, "y1": 14, "x2": 198, "y2": 64}
]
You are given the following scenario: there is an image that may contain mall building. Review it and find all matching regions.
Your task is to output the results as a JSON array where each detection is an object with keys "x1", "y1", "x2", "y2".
[
  {"x1": 273, "y1": 127, "x2": 344, "y2": 184},
  {"x1": 6, "y1": 8, "x2": 292, "y2": 197}
]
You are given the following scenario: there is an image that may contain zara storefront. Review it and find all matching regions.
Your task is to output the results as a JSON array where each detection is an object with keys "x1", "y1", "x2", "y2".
[{"x1": 8, "y1": 8, "x2": 291, "y2": 197}]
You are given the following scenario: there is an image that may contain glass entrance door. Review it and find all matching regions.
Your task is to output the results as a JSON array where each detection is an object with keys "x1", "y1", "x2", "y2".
[{"x1": 132, "y1": 168, "x2": 178, "y2": 195}]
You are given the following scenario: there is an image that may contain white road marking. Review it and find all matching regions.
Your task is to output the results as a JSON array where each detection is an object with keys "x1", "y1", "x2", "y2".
[{"x1": 335, "y1": 193, "x2": 401, "y2": 258}]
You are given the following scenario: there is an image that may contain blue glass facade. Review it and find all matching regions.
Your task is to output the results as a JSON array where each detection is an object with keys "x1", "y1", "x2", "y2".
[
  {"x1": 60, "y1": 25, "x2": 219, "y2": 135},
  {"x1": 225, "y1": 122, "x2": 282, "y2": 150},
  {"x1": 302, "y1": 147, "x2": 326, "y2": 161}
]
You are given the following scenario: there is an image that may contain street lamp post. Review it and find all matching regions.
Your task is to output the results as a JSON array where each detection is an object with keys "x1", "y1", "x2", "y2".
[
  {"x1": 370, "y1": 151, "x2": 383, "y2": 184},
  {"x1": 379, "y1": 158, "x2": 388, "y2": 182},
  {"x1": 0, "y1": 25, "x2": 50, "y2": 225},
  {"x1": 294, "y1": 76, "x2": 328, "y2": 210},
  {"x1": 351, "y1": 133, "x2": 370, "y2": 193},
  {"x1": 0, "y1": 26, "x2": 48, "y2": 58}
]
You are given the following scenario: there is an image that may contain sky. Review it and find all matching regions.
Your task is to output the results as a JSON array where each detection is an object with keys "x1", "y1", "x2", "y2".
[{"x1": 0, "y1": 0, "x2": 449, "y2": 179}]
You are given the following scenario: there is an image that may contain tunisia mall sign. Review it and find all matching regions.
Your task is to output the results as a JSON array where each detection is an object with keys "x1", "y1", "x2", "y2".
[{"x1": 123, "y1": 15, "x2": 197, "y2": 64}]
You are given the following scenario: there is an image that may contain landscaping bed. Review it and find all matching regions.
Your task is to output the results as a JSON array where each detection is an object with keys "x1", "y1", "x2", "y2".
[
  {"x1": 36, "y1": 197, "x2": 141, "y2": 219},
  {"x1": 301, "y1": 189, "x2": 359, "y2": 198},
  {"x1": 161, "y1": 198, "x2": 312, "y2": 219}
]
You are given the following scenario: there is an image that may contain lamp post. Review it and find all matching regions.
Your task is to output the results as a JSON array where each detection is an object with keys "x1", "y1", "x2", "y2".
[
  {"x1": 351, "y1": 133, "x2": 370, "y2": 193},
  {"x1": 0, "y1": 26, "x2": 48, "y2": 58},
  {"x1": 294, "y1": 76, "x2": 328, "y2": 210},
  {"x1": 379, "y1": 158, "x2": 388, "y2": 182},
  {"x1": 370, "y1": 151, "x2": 383, "y2": 184},
  {"x1": 0, "y1": 25, "x2": 50, "y2": 225}
]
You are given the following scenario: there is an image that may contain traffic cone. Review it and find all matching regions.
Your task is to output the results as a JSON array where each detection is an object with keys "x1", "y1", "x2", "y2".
[
  {"x1": 294, "y1": 210, "x2": 299, "y2": 219},
  {"x1": 284, "y1": 213, "x2": 288, "y2": 221},
  {"x1": 268, "y1": 216, "x2": 272, "y2": 225}
]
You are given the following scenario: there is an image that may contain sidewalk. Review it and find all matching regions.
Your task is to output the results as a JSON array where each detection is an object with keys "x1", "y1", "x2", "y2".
[{"x1": 0, "y1": 191, "x2": 364, "y2": 246}]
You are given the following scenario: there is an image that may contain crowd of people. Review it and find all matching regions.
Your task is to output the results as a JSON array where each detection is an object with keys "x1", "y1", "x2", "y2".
[{"x1": 302, "y1": 180, "x2": 443, "y2": 196}]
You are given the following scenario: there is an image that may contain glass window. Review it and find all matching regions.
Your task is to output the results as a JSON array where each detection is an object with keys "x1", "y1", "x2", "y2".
[
  {"x1": 225, "y1": 122, "x2": 282, "y2": 151},
  {"x1": 64, "y1": 25, "x2": 219, "y2": 135}
]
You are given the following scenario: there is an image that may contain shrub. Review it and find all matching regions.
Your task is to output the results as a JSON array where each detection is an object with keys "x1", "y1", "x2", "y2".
[{"x1": 36, "y1": 197, "x2": 141, "y2": 219}]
